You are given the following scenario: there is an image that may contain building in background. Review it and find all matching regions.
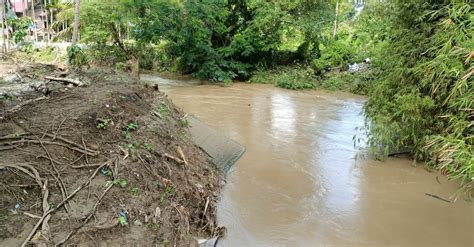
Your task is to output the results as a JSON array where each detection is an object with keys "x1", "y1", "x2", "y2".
[{"x1": 12, "y1": 0, "x2": 28, "y2": 16}]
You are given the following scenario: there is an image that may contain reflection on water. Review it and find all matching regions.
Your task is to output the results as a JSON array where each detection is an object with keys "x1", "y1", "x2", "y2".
[{"x1": 145, "y1": 75, "x2": 473, "y2": 247}]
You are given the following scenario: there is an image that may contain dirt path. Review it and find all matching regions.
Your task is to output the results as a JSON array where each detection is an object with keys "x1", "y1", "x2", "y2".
[{"x1": 0, "y1": 62, "x2": 223, "y2": 246}]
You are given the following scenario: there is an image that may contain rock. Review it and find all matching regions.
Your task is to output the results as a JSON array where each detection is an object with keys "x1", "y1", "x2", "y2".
[
  {"x1": 198, "y1": 237, "x2": 219, "y2": 247},
  {"x1": 133, "y1": 220, "x2": 143, "y2": 226}
]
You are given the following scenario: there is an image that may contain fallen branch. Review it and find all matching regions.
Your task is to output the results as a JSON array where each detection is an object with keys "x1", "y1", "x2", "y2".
[
  {"x1": 24, "y1": 212, "x2": 42, "y2": 219},
  {"x1": 55, "y1": 183, "x2": 114, "y2": 246},
  {"x1": 45, "y1": 133, "x2": 99, "y2": 154},
  {"x1": 0, "y1": 163, "x2": 51, "y2": 247},
  {"x1": 0, "y1": 144, "x2": 23, "y2": 151},
  {"x1": 71, "y1": 163, "x2": 103, "y2": 169},
  {"x1": 44, "y1": 76, "x2": 83, "y2": 87},
  {"x1": 18, "y1": 157, "x2": 116, "y2": 247},
  {"x1": 425, "y1": 193, "x2": 451, "y2": 203},
  {"x1": 0, "y1": 139, "x2": 98, "y2": 156},
  {"x1": 163, "y1": 153, "x2": 184, "y2": 165},
  {"x1": 36, "y1": 137, "x2": 70, "y2": 212},
  {"x1": 1, "y1": 96, "x2": 48, "y2": 119},
  {"x1": 177, "y1": 146, "x2": 189, "y2": 166}
]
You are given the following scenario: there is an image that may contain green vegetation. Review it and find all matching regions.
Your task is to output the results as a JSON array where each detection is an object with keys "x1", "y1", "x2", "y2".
[
  {"x1": 8, "y1": 17, "x2": 33, "y2": 44},
  {"x1": 71, "y1": 0, "x2": 336, "y2": 81},
  {"x1": 111, "y1": 178, "x2": 128, "y2": 188},
  {"x1": 125, "y1": 123, "x2": 139, "y2": 132},
  {"x1": 4, "y1": 0, "x2": 471, "y2": 188},
  {"x1": 96, "y1": 118, "x2": 112, "y2": 130},
  {"x1": 160, "y1": 184, "x2": 174, "y2": 203},
  {"x1": 158, "y1": 103, "x2": 170, "y2": 115},
  {"x1": 131, "y1": 186, "x2": 140, "y2": 197},
  {"x1": 361, "y1": 1, "x2": 473, "y2": 186},
  {"x1": 67, "y1": 45, "x2": 88, "y2": 69}
]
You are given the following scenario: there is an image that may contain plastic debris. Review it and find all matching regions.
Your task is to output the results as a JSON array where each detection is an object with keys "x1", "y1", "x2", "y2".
[
  {"x1": 118, "y1": 210, "x2": 128, "y2": 226},
  {"x1": 10, "y1": 203, "x2": 21, "y2": 214}
]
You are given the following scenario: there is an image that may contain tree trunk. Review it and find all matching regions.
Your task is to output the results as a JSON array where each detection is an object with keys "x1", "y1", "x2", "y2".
[
  {"x1": 50, "y1": 1, "x2": 53, "y2": 42},
  {"x1": 32, "y1": 0, "x2": 37, "y2": 42},
  {"x1": 43, "y1": 0, "x2": 49, "y2": 44},
  {"x1": 23, "y1": 0, "x2": 27, "y2": 17},
  {"x1": 1, "y1": 0, "x2": 8, "y2": 53},
  {"x1": 71, "y1": 0, "x2": 81, "y2": 45},
  {"x1": 332, "y1": 0, "x2": 339, "y2": 38}
]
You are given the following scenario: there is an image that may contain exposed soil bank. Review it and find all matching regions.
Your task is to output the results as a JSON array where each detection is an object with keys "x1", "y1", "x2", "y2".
[{"x1": 0, "y1": 61, "x2": 223, "y2": 246}]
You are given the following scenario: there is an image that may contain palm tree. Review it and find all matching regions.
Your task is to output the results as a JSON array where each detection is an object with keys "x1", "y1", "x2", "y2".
[
  {"x1": 50, "y1": 0, "x2": 74, "y2": 41},
  {"x1": 71, "y1": 0, "x2": 80, "y2": 45}
]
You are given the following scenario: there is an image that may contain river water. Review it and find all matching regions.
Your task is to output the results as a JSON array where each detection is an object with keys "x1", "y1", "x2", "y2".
[{"x1": 145, "y1": 74, "x2": 473, "y2": 247}]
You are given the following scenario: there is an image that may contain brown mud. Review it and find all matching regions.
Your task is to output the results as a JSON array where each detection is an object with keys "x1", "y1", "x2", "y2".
[{"x1": 0, "y1": 61, "x2": 223, "y2": 246}]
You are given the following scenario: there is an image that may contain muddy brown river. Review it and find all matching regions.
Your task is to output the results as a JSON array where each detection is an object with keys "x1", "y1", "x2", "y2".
[{"x1": 145, "y1": 74, "x2": 473, "y2": 246}]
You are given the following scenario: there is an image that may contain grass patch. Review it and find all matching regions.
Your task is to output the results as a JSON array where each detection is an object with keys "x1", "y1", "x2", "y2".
[
  {"x1": 319, "y1": 70, "x2": 375, "y2": 95},
  {"x1": 249, "y1": 65, "x2": 373, "y2": 93},
  {"x1": 249, "y1": 66, "x2": 317, "y2": 90}
]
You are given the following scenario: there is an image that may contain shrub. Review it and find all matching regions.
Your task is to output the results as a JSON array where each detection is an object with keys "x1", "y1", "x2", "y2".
[
  {"x1": 67, "y1": 45, "x2": 88, "y2": 69},
  {"x1": 363, "y1": 1, "x2": 473, "y2": 187},
  {"x1": 8, "y1": 17, "x2": 33, "y2": 44}
]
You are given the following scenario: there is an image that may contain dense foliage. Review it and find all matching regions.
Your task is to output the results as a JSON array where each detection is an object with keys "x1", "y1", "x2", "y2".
[
  {"x1": 8, "y1": 17, "x2": 33, "y2": 44},
  {"x1": 362, "y1": 0, "x2": 473, "y2": 186},
  {"x1": 75, "y1": 0, "x2": 336, "y2": 81}
]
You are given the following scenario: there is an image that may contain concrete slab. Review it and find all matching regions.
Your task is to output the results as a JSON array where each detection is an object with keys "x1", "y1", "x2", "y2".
[{"x1": 186, "y1": 115, "x2": 245, "y2": 176}]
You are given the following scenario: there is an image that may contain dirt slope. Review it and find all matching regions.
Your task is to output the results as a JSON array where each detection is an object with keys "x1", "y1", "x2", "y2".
[{"x1": 0, "y1": 62, "x2": 223, "y2": 246}]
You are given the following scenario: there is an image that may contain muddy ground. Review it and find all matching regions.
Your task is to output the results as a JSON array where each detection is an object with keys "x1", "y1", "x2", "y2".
[{"x1": 0, "y1": 57, "x2": 223, "y2": 246}]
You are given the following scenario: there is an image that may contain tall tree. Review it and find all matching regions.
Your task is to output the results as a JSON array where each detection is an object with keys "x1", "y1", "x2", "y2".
[
  {"x1": 71, "y1": 0, "x2": 80, "y2": 45},
  {"x1": 31, "y1": 0, "x2": 38, "y2": 41},
  {"x1": 23, "y1": 0, "x2": 27, "y2": 17},
  {"x1": 1, "y1": 0, "x2": 7, "y2": 53},
  {"x1": 332, "y1": 0, "x2": 339, "y2": 38}
]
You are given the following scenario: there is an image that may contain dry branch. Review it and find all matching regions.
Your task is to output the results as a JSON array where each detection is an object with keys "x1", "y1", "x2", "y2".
[
  {"x1": 55, "y1": 183, "x2": 114, "y2": 246},
  {"x1": 14, "y1": 157, "x2": 116, "y2": 247},
  {"x1": 177, "y1": 146, "x2": 189, "y2": 166},
  {"x1": 44, "y1": 76, "x2": 83, "y2": 86},
  {"x1": 0, "y1": 139, "x2": 98, "y2": 156},
  {"x1": 163, "y1": 153, "x2": 185, "y2": 165},
  {"x1": 1, "y1": 96, "x2": 48, "y2": 120}
]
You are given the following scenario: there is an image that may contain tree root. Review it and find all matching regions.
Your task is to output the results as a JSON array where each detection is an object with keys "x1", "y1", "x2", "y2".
[
  {"x1": 0, "y1": 157, "x2": 117, "y2": 247},
  {"x1": 0, "y1": 139, "x2": 98, "y2": 156},
  {"x1": 0, "y1": 132, "x2": 99, "y2": 155},
  {"x1": 0, "y1": 96, "x2": 49, "y2": 120},
  {"x1": 55, "y1": 183, "x2": 114, "y2": 246}
]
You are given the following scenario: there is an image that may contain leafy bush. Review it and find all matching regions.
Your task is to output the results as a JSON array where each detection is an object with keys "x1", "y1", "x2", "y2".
[
  {"x1": 248, "y1": 69, "x2": 279, "y2": 84},
  {"x1": 20, "y1": 42, "x2": 35, "y2": 53},
  {"x1": 276, "y1": 75, "x2": 316, "y2": 90},
  {"x1": 8, "y1": 17, "x2": 33, "y2": 44},
  {"x1": 311, "y1": 59, "x2": 327, "y2": 75},
  {"x1": 312, "y1": 38, "x2": 356, "y2": 72},
  {"x1": 127, "y1": 0, "x2": 334, "y2": 81},
  {"x1": 363, "y1": 1, "x2": 473, "y2": 187},
  {"x1": 319, "y1": 71, "x2": 374, "y2": 94},
  {"x1": 249, "y1": 66, "x2": 316, "y2": 90},
  {"x1": 67, "y1": 45, "x2": 88, "y2": 69},
  {"x1": 115, "y1": 62, "x2": 127, "y2": 72}
]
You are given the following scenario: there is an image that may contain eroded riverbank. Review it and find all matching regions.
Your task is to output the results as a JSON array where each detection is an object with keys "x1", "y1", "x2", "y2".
[{"x1": 143, "y1": 74, "x2": 473, "y2": 247}]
